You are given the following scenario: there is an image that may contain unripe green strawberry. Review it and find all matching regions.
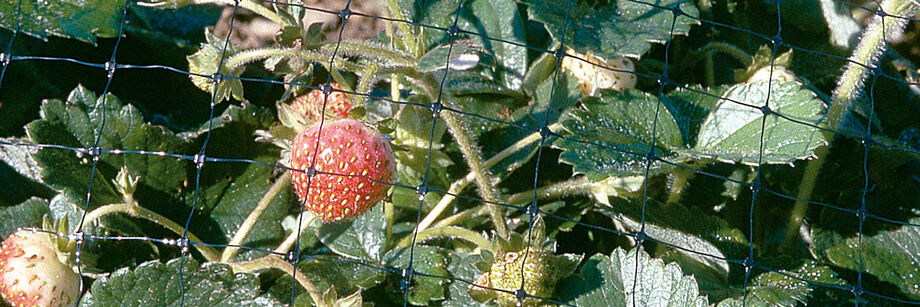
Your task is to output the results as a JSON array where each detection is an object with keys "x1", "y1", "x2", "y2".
[
  {"x1": 291, "y1": 83, "x2": 354, "y2": 121},
  {"x1": 0, "y1": 231, "x2": 80, "y2": 307},
  {"x1": 290, "y1": 119, "x2": 395, "y2": 222},
  {"x1": 487, "y1": 248, "x2": 552, "y2": 307}
]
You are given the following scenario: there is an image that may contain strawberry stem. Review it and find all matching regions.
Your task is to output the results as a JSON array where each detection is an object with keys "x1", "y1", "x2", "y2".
[
  {"x1": 230, "y1": 255, "x2": 323, "y2": 305},
  {"x1": 223, "y1": 170, "x2": 292, "y2": 262},
  {"x1": 787, "y1": 0, "x2": 919, "y2": 250},
  {"x1": 81, "y1": 203, "x2": 221, "y2": 262},
  {"x1": 412, "y1": 73, "x2": 510, "y2": 239},
  {"x1": 395, "y1": 226, "x2": 492, "y2": 252},
  {"x1": 274, "y1": 214, "x2": 317, "y2": 254},
  {"x1": 415, "y1": 123, "x2": 563, "y2": 234}
]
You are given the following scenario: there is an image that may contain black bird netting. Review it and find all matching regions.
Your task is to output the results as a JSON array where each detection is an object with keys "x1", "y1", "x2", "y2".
[{"x1": 1, "y1": 0, "x2": 920, "y2": 306}]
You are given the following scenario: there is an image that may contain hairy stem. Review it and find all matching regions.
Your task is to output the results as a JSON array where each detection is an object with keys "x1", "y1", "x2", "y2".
[
  {"x1": 829, "y1": 0, "x2": 920, "y2": 128},
  {"x1": 396, "y1": 226, "x2": 492, "y2": 251},
  {"x1": 504, "y1": 176, "x2": 596, "y2": 206},
  {"x1": 415, "y1": 123, "x2": 563, "y2": 233},
  {"x1": 381, "y1": 0, "x2": 420, "y2": 56},
  {"x1": 787, "y1": 0, "x2": 919, "y2": 249},
  {"x1": 407, "y1": 74, "x2": 510, "y2": 239},
  {"x1": 223, "y1": 171, "x2": 292, "y2": 262},
  {"x1": 230, "y1": 255, "x2": 322, "y2": 304},
  {"x1": 82, "y1": 203, "x2": 220, "y2": 262},
  {"x1": 224, "y1": 48, "x2": 364, "y2": 74}
]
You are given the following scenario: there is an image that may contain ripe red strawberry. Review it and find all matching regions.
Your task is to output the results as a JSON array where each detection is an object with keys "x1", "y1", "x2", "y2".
[
  {"x1": 290, "y1": 119, "x2": 395, "y2": 222},
  {"x1": 0, "y1": 231, "x2": 80, "y2": 307},
  {"x1": 291, "y1": 83, "x2": 354, "y2": 121}
]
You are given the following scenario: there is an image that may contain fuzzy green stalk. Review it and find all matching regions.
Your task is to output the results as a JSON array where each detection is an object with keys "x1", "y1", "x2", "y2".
[
  {"x1": 786, "y1": 0, "x2": 919, "y2": 249},
  {"x1": 352, "y1": 61, "x2": 381, "y2": 106},
  {"x1": 380, "y1": 0, "x2": 420, "y2": 56},
  {"x1": 224, "y1": 48, "x2": 365, "y2": 74},
  {"x1": 319, "y1": 41, "x2": 416, "y2": 67},
  {"x1": 413, "y1": 73, "x2": 510, "y2": 239},
  {"x1": 230, "y1": 255, "x2": 322, "y2": 304},
  {"x1": 829, "y1": 0, "x2": 920, "y2": 127},
  {"x1": 82, "y1": 203, "x2": 220, "y2": 262},
  {"x1": 415, "y1": 123, "x2": 563, "y2": 233},
  {"x1": 396, "y1": 226, "x2": 492, "y2": 251},
  {"x1": 223, "y1": 171, "x2": 292, "y2": 262},
  {"x1": 504, "y1": 176, "x2": 597, "y2": 206}
]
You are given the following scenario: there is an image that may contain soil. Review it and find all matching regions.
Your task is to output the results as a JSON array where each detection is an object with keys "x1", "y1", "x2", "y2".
[{"x1": 212, "y1": 0, "x2": 385, "y2": 50}]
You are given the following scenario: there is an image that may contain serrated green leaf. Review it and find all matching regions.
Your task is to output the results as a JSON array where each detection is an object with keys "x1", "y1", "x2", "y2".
[
  {"x1": 596, "y1": 197, "x2": 749, "y2": 281},
  {"x1": 0, "y1": 197, "x2": 50, "y2": 238},
  {"x1": 316, "y1": 204, "x2": 387, "y2": 261},
  {"x1": 558, "y1": 248, "x2": 709, "y2": 306},
  {"x1": 384, "y1": 245, "x2": 449, "y2": 305},
  {"x1": 715, "y1": 260, "x2": 846, "y2": 306},
  {"x1": 25, "y1": 85, "x2": 194, "y2": 209},
  {"x1": 555, "y1": 89, "x2": 682, "y2": 180},
  {"x1": 0, "y1": 0, "x2": 125, "y2": 44},
  {"x1": 683, "y1": 81, "x2": 827, "y2": 165},
  {"x1": 524, "y1": 0, "x2": 699, "y2": 59},
  {"x1": 459, "y1": 0, "x2": 527, "y2": 90},
  {"x1": 187, "y1": 30, "x2": 244, "y2": 103},
  {"x1": 298, "y1": 256, "x2": 387, "y2": 293},
  {"x1": 0, "y1": 138, "x2": 54, "y2": 205},
  {"x1": 80, "y1": 258, "x2": 282, "y2": 306},
  {"x1": 188, "y1": 103, "x2": 291, "y2": 260},
  {"x1": 443, "y1": 252, "x2": 491, "y2": 307},
  {"x1": 826, "y1": 217, "x2": 920, "y2": 300}
]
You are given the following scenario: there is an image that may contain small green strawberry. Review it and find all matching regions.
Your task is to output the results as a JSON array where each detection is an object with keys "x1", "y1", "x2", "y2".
[
  {"x1": 0, "y1": 230, "x2": 80, "y2": 307},
  {"x1": 290, "y1": 119, "x2": 396, "y2": 222},
  {"x1": 291, "y1": 83, "x2": 354, "y2": 121},
  {"x1": 469, "y1": 217, "x2": 577, "y2": 306}
]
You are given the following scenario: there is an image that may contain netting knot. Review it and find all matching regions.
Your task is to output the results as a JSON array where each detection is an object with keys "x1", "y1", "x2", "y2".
[
  {"x1": 105, "y1": 61, "x2": 117, "y2": 78},
  {"x1": 446, "y1": 25, "x2": 460, "y2": 37},
  {"x1": 194, "y1": 153, "x2": 207, "y2": 168},
  {"x1": 285, "y1": 251, "x2": 299, "y2": 263},
  {"x1": 633, "y1": 230, "x2": 647, "y2": 246},
  {"x1": 743, "y1": 256, "x2": 755, "y2": 269},
  {"x1": 338, "y1": 8, "x2": 352, "y2": 21},
  {"x1": 855, "y1": 208, "x2": 868, "y2": 222},
  {"x1": 429, "y1": 101, "x2": 443, "y2": 117},
  {"x1": 553, "y1": 47, "x2": 565, "y2": 60}
]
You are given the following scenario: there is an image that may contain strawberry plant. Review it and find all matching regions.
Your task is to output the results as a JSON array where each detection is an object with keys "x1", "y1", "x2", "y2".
[{"x1": 1, "y1": 0, "x2": 920, "y2": 306}]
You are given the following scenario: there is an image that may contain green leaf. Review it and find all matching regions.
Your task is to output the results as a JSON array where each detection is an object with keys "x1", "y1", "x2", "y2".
[
  {"x1": 187, "y1": 30, "x2": 244, "y2": 103},
  {"x1": 0, "y1": 197, "x2": 50, "y2": 238},
  {"x1": 190, "y1": 103, "x2": 291, "y2": 259},
  {"x1": 459, "y1": 0, "x2": 527, "y2": 90},
  {"x1": 25, "y1": 85, "x2": 194, "y2": 209},
  {"x1": 596, "y1": 197, "x2": 750, "y2": 281},
  {"x1": 684, "y1": 81, "x2": 827, "y2": 165},
  {"x1": 0, "y1": 0, "x2": 125, "y2": 44},
  {"x1": 715, "y1": 260, "x2": 846, "y2": 306},
  {"x1": 80, "y1": 258, "x2": 282, "y2": 306},
  {"x1": 524, "y1": 0, "x2": 699, "y2": 59},
  {"x1": 316, "y1": 204, "x2": 387, "y2": 262},
  {"x1": 0, "y1": 138, "x2": 54, "y2": 205},
  {"x1": 298, "y1": 256, "x2": 387, "y2": 293},
  {"x1": 384, "y1": 246, "x2": 449, "y2": 305},
  {"x1": 826, "y1": 217, "x2": 920, "y2": 300},
  {"x1": 417, "y1": 41, "x2": 484, "y2": 73},
  {"x1": 558, "y1": 248, "x2": 709, "y2": 306},
  {"x1": 555, "y1": 89, "x2": 682, "y2": 180},
  {"x1": 443, "y1": 252, "x2": 491, "y2": 307}
]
